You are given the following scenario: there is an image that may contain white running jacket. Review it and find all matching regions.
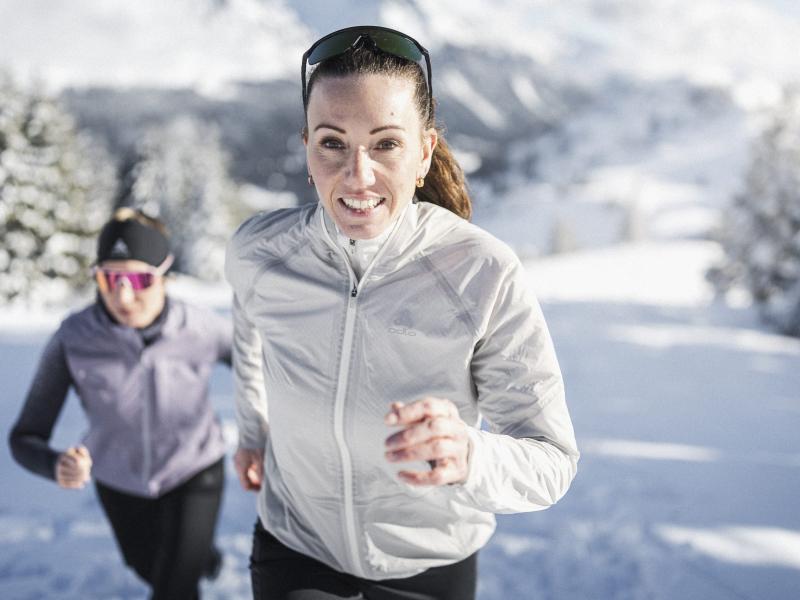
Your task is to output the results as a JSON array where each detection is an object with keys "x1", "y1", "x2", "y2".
[{"x1": 225, "y1": 200, "x2": 578, "y2": 580}]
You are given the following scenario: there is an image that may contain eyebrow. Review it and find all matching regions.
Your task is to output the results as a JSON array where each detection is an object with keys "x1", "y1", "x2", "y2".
[
  {"x1": 370, "y1": 125, "x2": 405, "y2": 134},
  {"x1": 314, "y1": 123, "x2": 345, "y2": 133},
  {"x1": 313, "y1": 123, "x2": 406, "y2": 134}
]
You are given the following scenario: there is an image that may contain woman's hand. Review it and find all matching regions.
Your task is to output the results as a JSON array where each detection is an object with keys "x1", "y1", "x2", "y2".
[
  {"x1": 384, "y1": 397, "x2": 472, "y2": 486},
  {"x1": 234, "y1": 447, "x2": 265, "y2": 491},
  {"x1": 55, "y1": 445, "x2": 92, "y2": 489}
]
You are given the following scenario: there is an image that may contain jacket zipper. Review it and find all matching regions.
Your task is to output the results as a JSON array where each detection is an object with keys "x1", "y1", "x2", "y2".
[
  {"x1": 333, "y1": 255, "x2": 363, "y2": 576},
  {"x1": 321, "y1": 209, "x2": 401, "y2": 575},
  {"x1": 141, "y1": 348, "x2": 153, "y2": 491}
]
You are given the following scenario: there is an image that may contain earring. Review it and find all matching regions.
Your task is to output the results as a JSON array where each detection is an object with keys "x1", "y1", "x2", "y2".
[
  {"x1": 307, "y1": 174, "x2": 314, "y2": 186},
  {"x1": 416, "y1": 177, "x2": 425, "y2": 188}
]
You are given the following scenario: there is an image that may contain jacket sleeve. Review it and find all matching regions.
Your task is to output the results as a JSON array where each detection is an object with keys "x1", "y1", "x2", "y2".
[
  {"x1": 452, "y1": 258, "x2": 579, "y2": 513},
  {"x1": 210, "y1": 307, "x2": 233, "y2": 367},
  {"x1": 7, "y1": 329, "x2": 73, "y2": 481},
  {"x1": 232, "y1": 293, "x2": 270, "y2": 449}
]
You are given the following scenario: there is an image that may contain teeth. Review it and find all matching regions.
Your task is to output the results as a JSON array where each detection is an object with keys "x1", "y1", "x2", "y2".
[{"x1": 342, "y1": 197, "x2": 382, "y2": 210}]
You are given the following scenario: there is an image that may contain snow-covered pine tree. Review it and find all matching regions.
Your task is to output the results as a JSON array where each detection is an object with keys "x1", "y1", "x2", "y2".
[
  {"x1": 0, "y1": 72, "x2": 115, "y2": 305},
  {"x1": 709, "y1": 89, "x2": 800, "y2": 336},
  {"x1": 119, "y1": 116, "x2": 240, "y2": 281}
]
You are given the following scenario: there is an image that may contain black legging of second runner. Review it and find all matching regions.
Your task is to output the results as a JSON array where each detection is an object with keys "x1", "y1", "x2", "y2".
[
  {"x1": 95, "y1": 458, "x2": 224, "y2": 600},
  {"x1": 250, "y1": 519, "x2": 478, "y2": 600}
]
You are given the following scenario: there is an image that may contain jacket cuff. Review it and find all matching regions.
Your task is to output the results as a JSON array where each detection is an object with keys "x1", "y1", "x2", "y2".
[
  {"x1": 447, "y1": 427, "x2": 485, "y2": 502},
  {"x1": 237, "y1": 422, "x2": 269, "y2": 450}
]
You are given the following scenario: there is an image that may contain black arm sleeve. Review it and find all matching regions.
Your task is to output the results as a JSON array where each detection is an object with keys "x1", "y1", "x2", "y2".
[
  {"x1": 216, "y1": 310, "x2": 233, "y2": 368},
  {"x1": 8, "y1": 331, "x2": 74, "y2": 481}
]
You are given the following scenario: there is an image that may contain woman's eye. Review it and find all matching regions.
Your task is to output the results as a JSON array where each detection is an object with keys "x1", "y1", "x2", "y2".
[
  {"x1": 320, "y1": 138, "x2": 344, "y2": 150},
  {"x1": 376, "y1": 139, "x2": 399, "y2": 150}
]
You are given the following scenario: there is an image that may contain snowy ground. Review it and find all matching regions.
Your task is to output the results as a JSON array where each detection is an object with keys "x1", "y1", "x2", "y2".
[
  {"x1": 1, "y1": 235, "x2": 799, "y2": 599},
  {"x1": 2, "y1": 1, "x2": 800, "y2": 597}
]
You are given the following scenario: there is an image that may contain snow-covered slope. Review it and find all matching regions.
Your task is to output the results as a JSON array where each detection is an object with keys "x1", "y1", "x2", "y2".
[
  {"x1": 3, "y1": 239, "x2": 799, "y2": 599},
  {"x1": 6, "y1": 0, "x2": 798, "y2": 103},
  {"x1": 2, "y1": 2, "x2": 800, "y2": 598},
  {"x1": 4, "y1": 1, "x2": 798, "y2": 240},
  {"x1": 390, "y1": 0, "x2": 800, "y2": 104},
  {"x1": 0, "y1": 0, "x2": 311, "y2": 93},
  {"x1": 6, "y1": 0, "x2": 797, "y2": 250}
]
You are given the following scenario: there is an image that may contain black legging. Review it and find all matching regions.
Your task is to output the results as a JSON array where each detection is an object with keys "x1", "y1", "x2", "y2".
[
  {"x1": 95, "y1": 458, "x2": 224, "y2": 600},
  {"x1": 250, "y1": 520, "x2": 478, "y2": 600}
]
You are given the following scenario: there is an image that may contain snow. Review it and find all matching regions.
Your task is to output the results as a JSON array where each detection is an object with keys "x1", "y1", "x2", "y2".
[
  {"x1": 379, "y1": 0, "x2": 800, "y2": 101},
  {"x1": 523, "y1": 241, "x2": 721, "y2": 306},
  {"x1": 0, "y1": 0, "x2": 312, "y2": 93},
  {"x1": 2, "y1": 1, "x2": 800, "y2": 598},
  {"x1": 3, "y1": 237, "x2": 799, "y2": 598},
  {"x1": 5, "y1": 0, "x2": 800, "y2": 102},
  {"x1": 581, "y1": 439, "x2": 724, "y2": 463},
  {"x1": 655, "y1": 525, "x2": 800, "y2": 570},
  {"x1": 439, "y1": 69, "x2": 508, "y2": 130}
]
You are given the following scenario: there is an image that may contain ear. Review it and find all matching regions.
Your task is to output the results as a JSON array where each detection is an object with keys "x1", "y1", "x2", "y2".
[
  {"x1": 302, "y1": 127, "x2": 311, "y2": 179},
  {"x1": 420, "y1": 127, "x2": 438, "y2": 175}
]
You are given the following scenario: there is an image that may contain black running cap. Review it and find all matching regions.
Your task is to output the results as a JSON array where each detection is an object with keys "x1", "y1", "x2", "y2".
[{"x1": 97, "y1": 219, "x2": 170, "y2": 268}]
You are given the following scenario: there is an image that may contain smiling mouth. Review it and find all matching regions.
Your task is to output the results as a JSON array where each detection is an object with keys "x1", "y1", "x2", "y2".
[{"x1": 339, "y1": 197, "x2": 385, "y2": 214}]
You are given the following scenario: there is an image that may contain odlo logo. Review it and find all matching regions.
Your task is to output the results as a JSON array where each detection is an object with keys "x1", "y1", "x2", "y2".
[{"x1": 388, "y1": 310, "x2": 416, "y2": 337}]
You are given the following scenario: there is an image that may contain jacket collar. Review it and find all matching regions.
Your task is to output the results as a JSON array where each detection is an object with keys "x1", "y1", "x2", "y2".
[
  {"x1": 93, "y1": 295, "x2": 178, "y2": 344},
  {"x1": 315, "y1": 200, "x2": 420, "y2": 278}
]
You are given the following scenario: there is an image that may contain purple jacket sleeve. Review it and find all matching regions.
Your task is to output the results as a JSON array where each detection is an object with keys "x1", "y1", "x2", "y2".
[{"x1": 7, "y1": 330, "x2": 73, "y2": 481}]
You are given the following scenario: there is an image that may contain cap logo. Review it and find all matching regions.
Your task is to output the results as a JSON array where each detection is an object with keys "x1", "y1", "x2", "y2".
[{"x1": 110, "y1": 238, "x2": 130, "y2": 258}]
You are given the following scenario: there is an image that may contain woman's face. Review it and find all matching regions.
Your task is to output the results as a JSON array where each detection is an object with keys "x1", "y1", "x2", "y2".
[
  {"x1": 97, "y1": 259, "x2": 166, "y2": 328},
  {"x1": 305, "y1": 73, "x2": 437, "y2": 240}
]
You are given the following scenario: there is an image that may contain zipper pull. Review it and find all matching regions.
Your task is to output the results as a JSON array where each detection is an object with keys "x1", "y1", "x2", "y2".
[
  {"x1": 351, "y1": 283, "x2": 358, "y2": 298},
  {"x1": 349, "y1": 238, "x2": 356, "y2": 255}
]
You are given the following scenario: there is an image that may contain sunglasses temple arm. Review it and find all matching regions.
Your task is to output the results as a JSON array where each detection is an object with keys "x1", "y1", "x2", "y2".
[{"x1": 156, "y1": 254, "x2": 175, "y2": 275}]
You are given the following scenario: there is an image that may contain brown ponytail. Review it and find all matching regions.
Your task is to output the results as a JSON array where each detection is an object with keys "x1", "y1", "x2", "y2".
[
  {"x1": 418, "y1": 133, "x2": 472, "y2": 221},
  {"x1": 305, "y1": 43, "x2": 473, "y2": 221}
]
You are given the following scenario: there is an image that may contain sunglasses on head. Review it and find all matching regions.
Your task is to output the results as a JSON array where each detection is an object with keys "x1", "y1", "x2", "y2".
[
  {"x1": 301, "y1": 25, "x2": 433, "y2": 118},
  {"x1": 93, "y1": 256, "x2": 173, "y2": 293}
]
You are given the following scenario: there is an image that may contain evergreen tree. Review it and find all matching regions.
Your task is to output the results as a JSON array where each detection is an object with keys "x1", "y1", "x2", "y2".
[
  {"x1": 119, "y1": 116, "x2": 240, "y2": 280},
  {"x1": 709, "y1": 89, "x2": 800, "y2": 336},
  {"x1": 0, "y1": 72, "x2": 115, "y2": 305}
]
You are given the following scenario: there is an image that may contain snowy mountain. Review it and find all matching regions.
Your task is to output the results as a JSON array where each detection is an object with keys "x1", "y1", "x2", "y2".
[
  {"x1": 3, "y1": 2, "x2": 800, "y2": 599},
  {"x1": 0, "y1": 0, "x2": 311, "y2": 92},
  {"x1": 3, "y1": 0, "x2": 799, "y2": 98},
  {"x1": 4, "y1": 1, "x2": 799, "y2": 252}
]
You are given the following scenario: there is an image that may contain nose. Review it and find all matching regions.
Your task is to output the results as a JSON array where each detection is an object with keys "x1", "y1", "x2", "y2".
[
  {"x1": 345, "y1": 146, "x2": 376, "y2": 188},
  {"x1": 113, "y1": 279, "x2": 136, "y2": 306}
]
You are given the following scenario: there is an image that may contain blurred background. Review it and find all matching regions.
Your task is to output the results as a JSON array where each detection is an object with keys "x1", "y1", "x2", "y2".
[{"x1": 1, "y1": 1, "x2": 799, "y2": 599}]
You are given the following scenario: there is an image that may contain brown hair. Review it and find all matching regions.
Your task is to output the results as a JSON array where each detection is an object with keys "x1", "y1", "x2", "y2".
[
  {"x1": 111, "y1": 207, "x2": 169, "y2": 236},
  {"x1": 304, "y1": 44, "x2": 472, "y2": 221}
]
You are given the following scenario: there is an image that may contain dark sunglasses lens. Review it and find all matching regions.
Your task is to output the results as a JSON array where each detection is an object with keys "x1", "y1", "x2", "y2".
[
  {"x1": 370, "y1": 31, "x2": 423, "y2": 62},
  {"x1": 308, "y1": 30, "x2": 424, "y2": 65},
  {"x1": 307, "y1": 32, "x2": 362, "y2": 65},
  {"x1": 303, "y1": 28, "x2": 431, "y2": 115}
]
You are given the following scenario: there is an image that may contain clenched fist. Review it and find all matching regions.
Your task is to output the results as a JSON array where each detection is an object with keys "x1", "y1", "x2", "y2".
[
  {"x1": 56, "y1": 445, "x2": 92, "y2": 489},
  {"x1": 384, "y1": 397, "x2": 472, "y2": 486}
]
